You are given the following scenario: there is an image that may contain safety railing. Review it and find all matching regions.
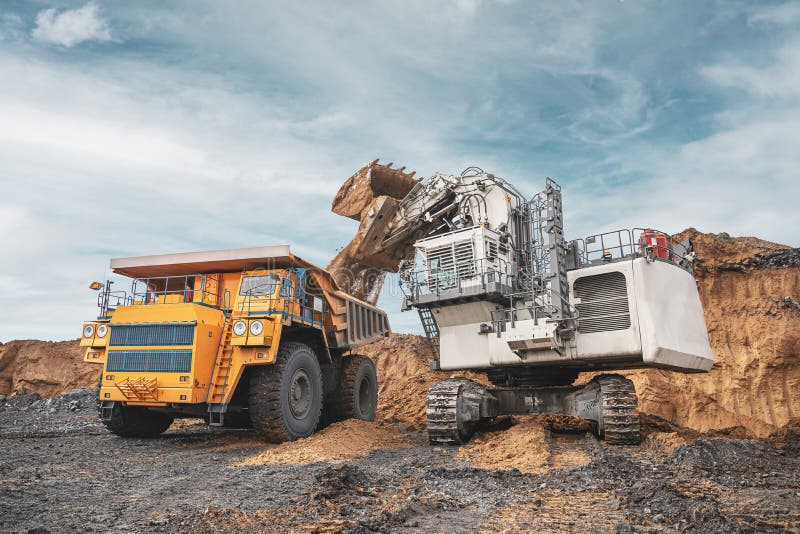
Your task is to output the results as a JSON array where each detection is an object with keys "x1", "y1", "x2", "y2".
[
  {"x1": 401, "y1": 257, "x2": 514, "y2": 302},
  {"x1": 576, "y1": 228, "x2": 693, "y2": 272},
  {"x1": 97, "y1": 289, "x2": 132, "y2": 316},
  {"x1": 130, "y1": 274, "x2": 222, "y2": 307}
]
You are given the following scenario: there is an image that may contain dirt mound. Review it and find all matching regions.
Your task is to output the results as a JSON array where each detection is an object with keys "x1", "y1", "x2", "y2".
[
  {"x1": 357, "y1": 333, "x2": 449, "y2": 430},
  {"x1": 586, "y1": 229, "x2": 800, "y2": 438},
  {"x1": 0, "y1": 340, "x2": 98, "y2": 397},
  {"x1": 238, "y1": 419, "x2": 408, "y2": 465},
  {"x1": 767, "y1": 418, "x2": 800, "y2": 452},
  {"x1": 678, "y1": 228, "x2": 790, "y2": 269},
  {"x1": 457, "y1": 416, "x2": 593, "y2": 473}
]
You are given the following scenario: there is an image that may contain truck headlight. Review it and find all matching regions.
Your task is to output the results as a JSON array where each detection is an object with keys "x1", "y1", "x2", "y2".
[
  {"x1": 83, "y1": 325, "x2": 95, "y2": 338},
  {"x1": 96, "y1": 324, "x2": 108, "y2": 338},
  {"x1": 233, "y1": 320, "x2": 247, "y2": 336},
  {"x1": 249, "y1": 320, "x2": 264, "y2": 336}
]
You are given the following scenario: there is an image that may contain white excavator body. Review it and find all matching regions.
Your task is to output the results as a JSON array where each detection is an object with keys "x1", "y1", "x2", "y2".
[{"x1": 332, "y1": 161, "x2": 715, "y2": 445}]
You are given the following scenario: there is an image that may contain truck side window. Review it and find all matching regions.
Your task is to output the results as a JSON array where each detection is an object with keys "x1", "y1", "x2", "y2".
[
  {"x1": 295, "y1": 272, "x2": 306, "y2": 298},
  {"x1": 280, "y1": 278, "x2": 292, "y2": 298}
]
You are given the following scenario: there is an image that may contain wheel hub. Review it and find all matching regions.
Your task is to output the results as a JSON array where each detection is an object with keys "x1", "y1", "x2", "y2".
[
  {"x1": 288, "y1": 369, "x2": 312, "y2": 418},
  {"x1": 358, "y1": 377, "x2": 373, "y2": 413}
]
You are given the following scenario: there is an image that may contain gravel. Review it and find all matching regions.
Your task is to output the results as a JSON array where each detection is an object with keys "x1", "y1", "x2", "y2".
[{"x1": 0, "y1": 390, "x2": 797, "y2": 533}]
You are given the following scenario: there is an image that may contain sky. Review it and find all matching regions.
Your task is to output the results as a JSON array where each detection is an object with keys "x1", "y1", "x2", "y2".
[{"x1": 1, "y1": 0, "x2": 798, "y2": 341}]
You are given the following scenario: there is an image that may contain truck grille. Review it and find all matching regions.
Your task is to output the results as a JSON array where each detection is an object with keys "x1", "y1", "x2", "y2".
[
  {"x1": 106, "y1": 350, "x2": 192, "y2": 372},
  {"x1": 574, "y1": 271, "x2": 631, "y2": 333},
  {"x1": 109, "y1": 322, "x2": 195, "y2": 346}
]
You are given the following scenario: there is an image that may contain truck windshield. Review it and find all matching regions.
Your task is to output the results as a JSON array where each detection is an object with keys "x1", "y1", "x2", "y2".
[{"x1": 240, "y1": 274, "x2": 280, "y2": 296}]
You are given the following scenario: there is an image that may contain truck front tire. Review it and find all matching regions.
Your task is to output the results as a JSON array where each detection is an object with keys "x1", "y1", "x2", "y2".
[
  {"x1": 102, "y1": 403, "x2": 174, "y2": 438},
  {"x1": 249, "y1": 342, "x2": 323, "y2": 442}
]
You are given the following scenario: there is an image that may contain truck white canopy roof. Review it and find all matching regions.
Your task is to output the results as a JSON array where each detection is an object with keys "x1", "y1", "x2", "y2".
[{"x1": 110, "y1": 245, "x2": 302, "y2": 278}]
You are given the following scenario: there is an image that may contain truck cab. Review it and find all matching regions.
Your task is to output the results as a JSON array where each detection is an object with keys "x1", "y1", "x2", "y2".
[{"x1": 82, "y1": 245, "x2": 389, "y2": 441}]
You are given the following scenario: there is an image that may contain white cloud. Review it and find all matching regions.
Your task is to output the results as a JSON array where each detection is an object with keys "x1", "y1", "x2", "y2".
[
  {"x1": 1, "y1": 1, "x2": 798, "y2": 340},
  {"x1": 32, "y1": 2, "x2": 112, "y2": 47},
  {"x1": 748, "y1": 1, "x2": 800, "y2": 27},
  {"x1": 701, "y1": 38, "x2": 800, "y2": 99},
  {"x1": 567, "y1": 112, "x2": 800, "y2": 245}
]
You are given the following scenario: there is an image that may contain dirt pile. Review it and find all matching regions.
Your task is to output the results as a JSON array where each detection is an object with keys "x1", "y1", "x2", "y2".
[
  {"x1": 457, "y1": 417, "x2": 550, "y2": 472},
  {"x1": 356, "y1": 333, "x2": 448, "y2": 430},
  {"x1": 0, "y1": 339, "x2": 98, "y2": 397},
  {"x1": 767, "y1": 418, "x2": 800, "y2": 452},
  {"x1": 456, "y1": 416, "x2": 595, "y2": 473},
  {"x1": 596, "y1": 229, "x2": 800, "y2": 437},
  {"x1": 238, "y1": 419, "x2": 408, "y2": 466}
]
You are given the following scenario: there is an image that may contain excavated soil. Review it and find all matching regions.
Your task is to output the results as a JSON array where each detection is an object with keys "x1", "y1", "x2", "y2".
[
  {"x1": 356, "y1": 334, "x2": 448, "y2": 430},
  {"x1": 237, "y1": 420, "x2": 409, "y2": 466},
  {"x1": 456, "y1": 416, "x2": 595, "y2": 474},
  {"x1": 0, "y1": 340, "x2": 98, "y2": 397}
]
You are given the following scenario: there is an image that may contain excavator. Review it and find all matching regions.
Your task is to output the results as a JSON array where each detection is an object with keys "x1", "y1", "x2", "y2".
[{"x1": 331, "y1": 160, "x2": 714, "y2": 445}]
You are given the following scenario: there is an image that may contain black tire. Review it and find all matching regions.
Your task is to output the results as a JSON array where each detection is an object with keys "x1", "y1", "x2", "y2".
[
  {"x1": 339, "y1": 355, "x2": 378, "y2": 422},
  {"x1": 248, "y1": 342, "x2": 323, "y2": 443},
  {"x1": 102, "y1": 403, "x2": 174, "y2": 438}
]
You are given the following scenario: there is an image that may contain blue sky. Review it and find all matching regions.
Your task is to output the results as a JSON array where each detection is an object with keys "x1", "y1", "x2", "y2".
[{"x1": 1, "y1": 1, "x2": 798, "y2": 341}]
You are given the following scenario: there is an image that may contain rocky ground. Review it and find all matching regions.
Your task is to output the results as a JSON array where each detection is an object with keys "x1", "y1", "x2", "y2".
[{"x1": 1, "y1": 390, "x2": 797, "y2": 533}]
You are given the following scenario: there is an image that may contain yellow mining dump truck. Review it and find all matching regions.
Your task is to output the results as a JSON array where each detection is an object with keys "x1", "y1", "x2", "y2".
[{"x1": 80, "y1": 245, "x2": 389, "y2": 442}]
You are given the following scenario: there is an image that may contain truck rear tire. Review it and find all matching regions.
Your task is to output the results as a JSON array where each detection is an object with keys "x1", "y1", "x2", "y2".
[
  {"x1": 102, "y1": 403, "x2": 174, "y2": 438},
  {"x1": 339, "y1": 355, "x2": 378, "y2": 422},
  {"x1": 248, "y1": 342, "x2": 323, "y2": 442}
]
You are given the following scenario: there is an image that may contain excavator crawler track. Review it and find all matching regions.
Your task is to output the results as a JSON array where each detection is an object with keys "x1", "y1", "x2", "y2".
[
  {"x1": 596, "y1": 374, "x2": 641, "y2": 445},
  {"x1": 426, "y1": 378, "x2": 485, "y2": 445}
]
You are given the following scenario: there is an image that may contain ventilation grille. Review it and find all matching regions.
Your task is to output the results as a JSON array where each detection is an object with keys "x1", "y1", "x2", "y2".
[
  {"x1": 485, "y1": 238, "x2": 498, "y2": 260},
  {"x1": 426, "y1": 240, "x2": 475, "y2": 290},
  {"x1": 106, "y1": 350, "x2": 192, "y2": 372},
  {"x1": 574, "y1": 271, "x2": 631, "y2": 333},
  {"x1": 110, "y1": 323, "x2": 194, "y2": 346}
]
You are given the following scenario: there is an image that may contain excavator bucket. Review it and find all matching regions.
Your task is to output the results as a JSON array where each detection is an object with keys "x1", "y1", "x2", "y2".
[
  {"x1": 332, "y1": 159, "x2": 418, "y2": 220},
  {"x1": 327, "y1": 160, "x2": 419, "y2": 303}
]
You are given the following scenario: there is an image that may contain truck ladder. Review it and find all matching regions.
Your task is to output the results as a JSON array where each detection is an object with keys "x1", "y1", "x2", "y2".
[{"x1": 206, "y1": 318, "x2": 235, "y2": 426}]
